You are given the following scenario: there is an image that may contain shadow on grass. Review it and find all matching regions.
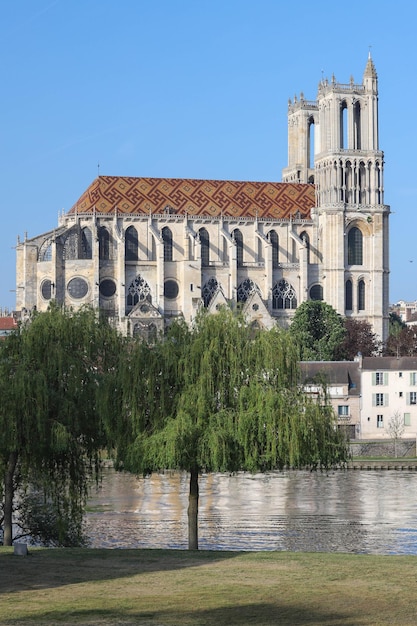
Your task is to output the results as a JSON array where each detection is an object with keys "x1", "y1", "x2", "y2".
[
  {"x1": 0, "y1": 548, "x2": 240, "y2": 594},
  {"x1": 0, "y1": 602, "x2": 361, "y2": 626}
]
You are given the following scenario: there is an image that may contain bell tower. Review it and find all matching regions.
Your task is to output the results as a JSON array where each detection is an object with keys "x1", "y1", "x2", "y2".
[{"x1": 283, "y1": 54, "x2": 390, "y2": 342}]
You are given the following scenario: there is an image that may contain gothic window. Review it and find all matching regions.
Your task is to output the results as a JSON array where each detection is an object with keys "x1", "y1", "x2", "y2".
[
  {"x1": 199, "y1": 228, "x2": 209, "y2": 267},
  {"x1": 345, "y1": 279, "x2": 353, "y2": 311},
  {"x1": 310, "y1": 284, "x2": 323, "y2": 301},
  {"x1": 99, "y1": 227, "x2": 110, "y2": 260},
  {"x1": 39, "y1": 239, "x2": 52, "y2": 262},
  {"x1": 237, "y1": 278, "x2": 257, "y2": 303},
  {"x1": 233, "y1": 229, "x2": 243, "y2": 267},
  {"x1": 268, "y1": 230, "x2": 279, "y2": 268},
  {"x1": 164, "y1": 279, "x2": 179, "y2": 299},
  {"x1": 359, "y1": 162, "x2": 366, "y2": 204},
  {"x1": 125, "y1": 226, "x2": 138, "y2": 261},
  {"x1": 162, "y1": 227, "x2": 173, "y2": 262},
  {"x1": 340, "y1": 101, "x2": 348, "y2": 149},
  {"x1": 99, "y1": 279, "x2": 116, "y2": 298},
  {"x1": 67, "y1": 277, "x2": 89, "y2": 299},
  {"x1": 202, "y1": 277, "x2": 219, "y2": 307},
  {"x1": 308, "y1": 115, "x2": 315, "y2": 170},
  {"x1": 358, "y1": 279, "x2": 365, "y2": 311},
  {"x1": 348, "y1": 227, "x2": 363, "y2": 265},
  {"x1": 63, "y1": 231, "x2": 79, "y2": 260},
  {"x1": 127, "y1": 275, "x2": 151, "y2": 309},
  {"x1": 41, "y1": 279, "x2": 52, "y2": 300},
  {"x1": 272, "y1": 279, "x2": 297, "y2": 310},
  {"x1": 354, "y1": 101, "x2": 361, "y2": 150},
  {"x1": 81, "y1": 227, "x2": 92, "y2": 259}
]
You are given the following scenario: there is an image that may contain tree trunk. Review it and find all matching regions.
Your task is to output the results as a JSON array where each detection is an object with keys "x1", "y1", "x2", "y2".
[
  {"x1": 3, "y1": 451, "x2": 18, "y2": 546},
  {"x1": 188, "y1": 466, "x2": 199, "y2": 550}
]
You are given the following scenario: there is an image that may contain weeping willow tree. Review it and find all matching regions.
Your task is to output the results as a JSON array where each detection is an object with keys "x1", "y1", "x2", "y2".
[
  {"x1": 0, "y1": 304, "x2": 123, "y2": 546},
  {"x1": 105, "y1": 307, "x2": 348, "y2": 550}
]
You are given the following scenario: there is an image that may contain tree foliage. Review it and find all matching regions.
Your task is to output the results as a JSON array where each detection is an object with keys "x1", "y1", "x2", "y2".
[
  {"x1": 289, "y1": 301, "x2": 346, "y2": 361},
  {"x1": 105, "y1": 308, "x2": 349, "y2": 549},
  {"x1": 0, "y1": 304, "x2": 123, "y2": 546},
  {"x1": 336, "y1": 318, "x2": 381, "y2": 360}
]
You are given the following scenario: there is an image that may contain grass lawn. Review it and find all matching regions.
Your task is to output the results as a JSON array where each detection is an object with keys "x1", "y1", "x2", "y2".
[{"x1": 1, "y1": 547, "x2": 416, "y2": 625}]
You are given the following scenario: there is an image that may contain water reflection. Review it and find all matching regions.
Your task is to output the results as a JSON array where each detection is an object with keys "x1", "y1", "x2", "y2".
[{"x1": 85, "y1": 468, "x2": 417, "y2": 554}]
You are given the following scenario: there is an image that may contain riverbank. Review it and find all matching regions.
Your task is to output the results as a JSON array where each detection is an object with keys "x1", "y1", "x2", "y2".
[
  {"x1": 1, "y1": 547, "x2": 416, "y2": 625},
  {"x1": 347, "y1": 458, "x2": 417, "y2": 469}
]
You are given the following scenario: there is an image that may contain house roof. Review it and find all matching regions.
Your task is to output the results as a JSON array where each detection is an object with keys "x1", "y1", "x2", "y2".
[
  {"x1": 0, "y1": 317, "x2": 17, "y2": 331},
  {"x1": 362, "y1": 356, "x2": 417, "y2": 370},
  {"x1": 68, "y1": 176, "x2": 316, "y2": 220},
  {"x1": 299, "y1": 361, "x2": 361, "y2": 395}
]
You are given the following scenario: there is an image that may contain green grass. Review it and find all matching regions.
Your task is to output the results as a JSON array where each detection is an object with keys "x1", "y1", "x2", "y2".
[{"x1": 1, "y1": 547, "x2": 417, "y2": 625}]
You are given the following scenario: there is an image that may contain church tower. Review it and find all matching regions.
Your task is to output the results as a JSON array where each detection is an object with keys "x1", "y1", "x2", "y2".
[{"x1": 283, "y1": 54, "x2": 390, "y2": 341}]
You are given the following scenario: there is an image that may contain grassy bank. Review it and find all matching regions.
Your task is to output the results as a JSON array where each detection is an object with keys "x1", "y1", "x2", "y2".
[{"x1": 1, "y1": 548, "x2": 416, "y2": 625}]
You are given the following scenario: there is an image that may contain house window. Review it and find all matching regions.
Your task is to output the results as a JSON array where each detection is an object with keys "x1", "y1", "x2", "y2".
[
  {"x1": 377, "y1": 415, "x2": 384, "y2": 428},
  {"x1": 410, "y1": 372, "x2": 417, "y2": 386},
  {"x1": 375, "y1": 393, "x2": 385, "y2": 407},
  {"x1": 404, "y1": 413, "x2": 411, "y2": 426},
  {"x1": 338, "y1": 405, "x2": 349, "y2": 417},
  {"x1": 373, "y1": 372, "x2": 387, "y2": 386},
  {"x1": 410, "y1": 392, "x2": 417, "y2": 405}
]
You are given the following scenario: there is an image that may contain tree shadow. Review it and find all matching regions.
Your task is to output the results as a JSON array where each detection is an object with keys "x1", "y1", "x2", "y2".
[
  {"x1": 0, "y1": 602, "x2": 367, "y2": 625},
  {"x1": 0, "y1": 547, "x2": 240, "y2": 594}
]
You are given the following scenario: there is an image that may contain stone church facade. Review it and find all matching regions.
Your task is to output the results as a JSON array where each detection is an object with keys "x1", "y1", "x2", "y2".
[{"x1": 16, "y1": 55, "x2": 390, "y2": 340}]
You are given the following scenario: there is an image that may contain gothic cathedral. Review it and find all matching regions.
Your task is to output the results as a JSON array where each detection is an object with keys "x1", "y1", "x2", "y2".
[{"x1": 16, "y1": 55, "x2": 389, "y2": 340}]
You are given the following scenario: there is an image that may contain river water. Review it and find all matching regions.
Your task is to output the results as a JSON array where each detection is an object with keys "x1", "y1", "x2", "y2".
[{"x1": 85, "y1": 467, "x2": 417, "y2": 555}]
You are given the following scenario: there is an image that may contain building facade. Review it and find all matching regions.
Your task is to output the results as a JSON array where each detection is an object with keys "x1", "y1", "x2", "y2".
[{"x1": 15, "y1": 55, "x2": 390, "y2": 340}]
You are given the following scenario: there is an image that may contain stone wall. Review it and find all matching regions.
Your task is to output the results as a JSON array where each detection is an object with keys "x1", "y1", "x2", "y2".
[{"x1": 350, "y1": 438, "x2": 416, "y2": 458}]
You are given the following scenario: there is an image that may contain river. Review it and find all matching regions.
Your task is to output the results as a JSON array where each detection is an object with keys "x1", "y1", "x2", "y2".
[{"x1": 85, "y1": 467, "x2": 417, "y2": 554}]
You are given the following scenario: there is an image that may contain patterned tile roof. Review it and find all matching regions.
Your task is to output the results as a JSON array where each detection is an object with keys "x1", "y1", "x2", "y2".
[{"x1": 69, "y1": 176, "x2": 316, "y2": 220}]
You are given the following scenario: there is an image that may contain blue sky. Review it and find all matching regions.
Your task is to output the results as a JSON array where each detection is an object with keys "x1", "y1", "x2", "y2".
[{"x1": 1, "y1": 0, "x2": 416, "y2": 311}]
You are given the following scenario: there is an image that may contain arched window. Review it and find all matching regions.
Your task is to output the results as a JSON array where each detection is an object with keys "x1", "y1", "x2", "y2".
[
  {"x1": 63, "y1": 231, "x2": 79, "y2": 260},
  {"x1": 39, "y1": 239, "x2": 52, "y2": 262},
  {"x1": 162, "y1": 227, "x2": 173, "y2": 262},
  {"x1": 358, "y1": 279, "x2": 366, "y2": 311},
  {"x1": 348, "y1": 227, "x2": 363, "y2": 265},
  {"x1": 345, "y1": 279, "x2": 353, "y2": 311},
  {"x1": 237, "y1": 278, "x2": 258, "y2": 303},
  {"x1": 199, "y1": 228, "x2": 209, "y2": 267},
  {"x1": 127, "y1": 275, "x2": 151, "y2": 309},
  {"x1": 233, "y1": 229, "x2": 243, "y2": 267},
  {"x1": 99, "y1": 227, "x2": 110, "y2": 260},
  {"x1": 341, "y1": 101, "x2": 348, "y2": 149},
  {"x1": 268, "y1": 230, "x2": 279, "y2": 269},
  {"x1": 308, "y1": 115, "x2": 315, "y2": 171},
  {"x1": 310, "y1": 284, "x2": 323, "y2": 301},
  {"x1": 125, "y1": 226, "x2": 138, "y2": 261},
  {"x1": 272, "y1": 280, "x2": 297, "y2": 310},
  {"x1": 202, "y1": 277, "x2": 220, "y2": 307},
  {"x1": 81, "y1": 227, "x2": 92, "y2": 259},
  {"x1": 354, "y1": 101, "x2": 361, "y2": 149}
]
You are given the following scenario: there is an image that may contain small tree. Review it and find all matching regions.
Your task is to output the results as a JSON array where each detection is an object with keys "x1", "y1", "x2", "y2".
[
  {"x1": 289, "y1": 301, "x2": 346, "y2": 361},
  {"x1": 105, "y1": 308, "x2": 349, "y2": 550},
  {"x1": 386, "y1": 410, "x2": 405, "y2": 458},
  {"x1": 337, "y1": 318, "x2": 381, "y2": 360}
]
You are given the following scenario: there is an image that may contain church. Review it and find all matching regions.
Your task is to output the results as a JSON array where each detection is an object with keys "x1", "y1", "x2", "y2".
[{"x1": 16, "y1": 54, "x2": 390, "y2": 341}]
